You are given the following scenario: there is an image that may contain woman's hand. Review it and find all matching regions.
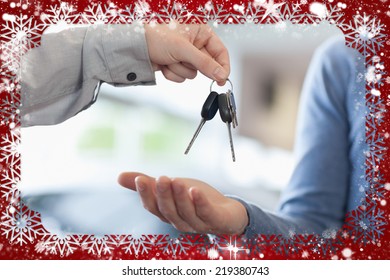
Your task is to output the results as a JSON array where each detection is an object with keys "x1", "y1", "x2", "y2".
[{"x1": 118, "y1": 172, "x2": 248, "y2": 235}]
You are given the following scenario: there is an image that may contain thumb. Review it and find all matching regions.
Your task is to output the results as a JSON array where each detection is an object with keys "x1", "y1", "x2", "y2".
[{"x1": 175, "y1": 44, "x2": 229, "y2": 83}]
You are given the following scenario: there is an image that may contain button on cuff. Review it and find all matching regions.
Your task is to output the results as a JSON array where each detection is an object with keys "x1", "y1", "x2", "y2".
[{"x1": 126, "y1": 72, "x2": 137, "y2": 81}]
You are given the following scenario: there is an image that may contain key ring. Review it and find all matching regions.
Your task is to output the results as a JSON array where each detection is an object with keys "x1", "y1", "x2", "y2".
[{"x1": 210, "y1": 78, "x2": 233, "y2": 93}]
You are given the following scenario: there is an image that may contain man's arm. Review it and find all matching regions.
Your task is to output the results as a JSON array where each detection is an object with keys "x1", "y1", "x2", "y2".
[
  {"x1": 20, "y1": 24, "x2": 155, "y2": 126},
  {"x1": 20, "y1": 23, "x2": 230, "y2": 127}
]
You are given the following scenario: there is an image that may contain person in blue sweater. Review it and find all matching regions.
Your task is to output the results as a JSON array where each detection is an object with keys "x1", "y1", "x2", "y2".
[{"x1": 118, "y1": 37, "x2": 366, "y2": 237}]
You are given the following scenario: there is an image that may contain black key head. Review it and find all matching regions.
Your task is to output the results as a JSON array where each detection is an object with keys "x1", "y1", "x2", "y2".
[
  {"x1": 218, "y1": 93, "x2": 232, "y2": 123},
  {"x1": 201, "y1": 91, "x2": 219, "y2": 121}
]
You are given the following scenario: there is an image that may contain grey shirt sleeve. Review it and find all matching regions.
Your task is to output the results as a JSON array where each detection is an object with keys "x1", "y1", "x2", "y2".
[{"x1": 20, "y1": 24, "x2": 156, "y2": 127}]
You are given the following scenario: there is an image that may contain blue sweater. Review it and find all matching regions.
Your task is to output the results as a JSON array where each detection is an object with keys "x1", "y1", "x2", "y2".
[{"x1": 233, "y1": 37, "x2": 367, "y2": 237}]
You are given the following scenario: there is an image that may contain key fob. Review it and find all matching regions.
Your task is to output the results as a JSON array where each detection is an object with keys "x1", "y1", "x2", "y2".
[
  {"x1": 201, "y1": 91, "x2": 219, "y2": 121},
  {"x1": 218, "y1": 93, "x2": 232, "y2": 123}
]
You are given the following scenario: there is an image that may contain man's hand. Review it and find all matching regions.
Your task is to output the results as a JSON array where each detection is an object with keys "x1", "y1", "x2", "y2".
[
  {"x1": 118, "y1": 172, "x2": 248, "y2": 235},
  {"x1": 145, "y1": 23, "x2": 230, "y2": 85}
]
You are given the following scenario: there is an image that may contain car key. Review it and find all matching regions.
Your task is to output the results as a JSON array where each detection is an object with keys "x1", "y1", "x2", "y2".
[
  {"x1": 184, "y1": 91, "x2": 219, "y2": 154},
  {"x1": 227, "y1": 89, "x2": 238, "y2": 128},
  {"x1": 218, "y1": 93, "x2": 236, "y2": 162}
]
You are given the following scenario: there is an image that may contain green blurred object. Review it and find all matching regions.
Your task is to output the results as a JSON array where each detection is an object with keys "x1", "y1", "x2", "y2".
[
  {"x1": 78, "y1": 126, "x2": 115, "y2": 151},
  {"x1": 142, "y1": 114, "x2": 190, "y2": 157}
]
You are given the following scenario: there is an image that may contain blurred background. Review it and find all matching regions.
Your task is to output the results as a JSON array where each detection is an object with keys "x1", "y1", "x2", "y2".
[{"x1": 20, "y1": 22, "x2": 342, "y2": 236}]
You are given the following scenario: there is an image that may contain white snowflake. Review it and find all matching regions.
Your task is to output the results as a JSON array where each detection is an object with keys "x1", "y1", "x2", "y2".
[
  {"x1": 262, "y1": 0, "x2": 285, "y2": 21},
  {"x1": 278, "y1": 2, "x2": 304, "y2": 23},
  {"x1": 1, "y1": 13, "x2": 44, "y2": 74},
  {"x1": 0, "y1": 76, "x2": 16, "y2": 94},
  {"x1": 322, "y1": 4, "x2": 345, "y2": 25},
  {"x1": 117, "y1": 4, "x2": 149, "y2": 24},
  {"x1": 34, "y1": 2, "x2": 44, "y2": 17},
  {"x1": 344, "y1": 14, "x2": 386, "y2": 56},
  {"x1": 156, "y1": 3, "x2": 193, "y2": 23},
  {"x1": 0, "y1": 128, "x2": 21, "y2": 166},
  {"x1": 346, "y1": 203, "x2": 387, "y2": 243},
  {"x1": 156, "y1": 235, "x2": 193, "y2": 256},
  {"x1": 134, "y1": 1, "x2": 151, "y2": 19},
  {"x1": 0, "y1": 94, "x2": 20, "y2": 125},
  {"x1": 197, "y1": 3, "x2": 227, "y2": 22},
  {"x1": 1, "y1": 202, "x2": 44, "y2": 245},
  {"x1": 36, "y1": 234, "x2": 81, "y2": 257},
  {"x1": 40, "y1": 3, "x2": 79, "y2": 26},
  {"x1": 120, "y1": 235, "x2": 156, "y2": 256},
  {"x1": 81, "y1": 235, "x2": 119, "y2": 256},
  {"x1": 80, "y1": 4, "x2": 119, "y2": 25},
  {"x1": 1, "y1": 167, "x2": 20, "y2": 202},
  {"x1": 241, "y1": 3, "x2": 265, "y2": 23}
]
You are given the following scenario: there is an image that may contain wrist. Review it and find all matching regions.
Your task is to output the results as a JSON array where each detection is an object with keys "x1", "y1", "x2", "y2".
[
  {"x1": 227, "y1": 198, "x2": 249, "y2": 235},
  {"x1": 236, "y1": 202, "x2": 249, "y2": 235}
]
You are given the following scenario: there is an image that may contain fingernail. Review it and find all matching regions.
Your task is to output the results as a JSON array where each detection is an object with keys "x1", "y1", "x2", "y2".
[
  {"x1": 135, "y1": 179, "x2": 145, "y2": 192},
  {"x1": 213, "y1": 67, "x2": 228, "y2": 81}
]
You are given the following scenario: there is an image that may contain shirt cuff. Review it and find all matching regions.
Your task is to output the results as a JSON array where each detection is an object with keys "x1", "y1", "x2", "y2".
[{"x1": 99, "y1": 24, "x2": 156, "y2": 86}]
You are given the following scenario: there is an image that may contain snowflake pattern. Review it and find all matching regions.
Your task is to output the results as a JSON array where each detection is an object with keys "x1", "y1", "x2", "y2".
[
  {"x1": 346, "y1": 203, "x2": 388, "y2": 244},
  {"x1": 36, "y1": 234, "x2": 81, "y2": 257},
  {"x1": 156, "y1": 234, "x2": 193, "y2": 257},
  {"x1": 1, "y1": 166, "x2": 20, "y2": 202},
  {"x1": 344, "y1": 14, "x2": 386, "y2": 56},
  {"x1": 261, "y1": 232, "x2": 308, "y2": 256},
  {"x1": 0, "y1": 128, "x2": 21, "y2": 166},
  {"x1": 0, "y1": 1, "x2": 388, "y2": 259},
  {"x1": 119, "y1": 235, "x2": 156, "y2": 256},
  {"x1": 81, "y1": 235, "x2": 119, "y2": 256},
  {"x1": 1, "y1": 14, "x2": 44, "y2": 75},
  {"x1": 0, "y1": 94, "x2": 20, "y2": 126},
  {"x1": 80, "y1": 3, "x2": 120, "y2": 25},
  {"x1": 40, "y1": 3, "x2": 79, "y2": 26},
  {"x1": 1, "y1": 202, "x2": 45, "y2": 246},
  {"x1": 316, "y1": 229, "x2": 345, "y2": 255}
]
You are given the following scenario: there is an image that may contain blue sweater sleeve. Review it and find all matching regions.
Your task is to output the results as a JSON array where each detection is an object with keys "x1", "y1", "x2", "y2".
[{"x1": 231, "y1": 37, "x2": 364, "y2": 237}]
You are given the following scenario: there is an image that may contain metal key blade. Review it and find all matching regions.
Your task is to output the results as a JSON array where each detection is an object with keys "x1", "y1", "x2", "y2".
[
  {"x1": 226, "y1": 122, "x2": 236, "y2": 162},
  {"x1": 218, "y1": 94, "x2": 236, "y2": 162},
  {"x1": 184, "y1": 119, "x2": 206, "y2": 154},
  {"x1": 185, "y1": 91, "x2": 219, "y2": 155}
]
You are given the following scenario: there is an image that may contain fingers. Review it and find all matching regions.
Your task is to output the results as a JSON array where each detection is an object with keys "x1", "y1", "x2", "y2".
[
  {"x1": 161, "y1": 66, "x2": 186, "y2": 83},
  {"x1": 160, "y1": 63, "x2": 197, "y2": 83},
  {"x1": 135, "y1": 175, "x2": 169, "y2": 223},
  {"x1": 171, "y1": 179, "x2": 209, "y2": 232},
  {"x1": 129, "y1": 174, "x2": 196, "y2": 231},
  {"x1": 174, "y1": 43, "x2": 229, "y2": 85},
  {"x1": 118, "y1": 172, "x2": 153, "y2": 191},
  {"x1": 168, "y1": 63, "x2": 198, "y2": 80},
  {"x1": 155, "y1": 176, "x2": 194, "y2": 232},
  {"x1": 118, "y1": 172, "x2": 230, "y2": 234},
  {"x1": 199, "y1": 47, "x2": 228, "y2": 86},
  {"x1": 195, "y1": 26, "x2": 230, "y2": 80},
  {"x1": 190, "y1": 187, "x2": 217, "y2": 225}
]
